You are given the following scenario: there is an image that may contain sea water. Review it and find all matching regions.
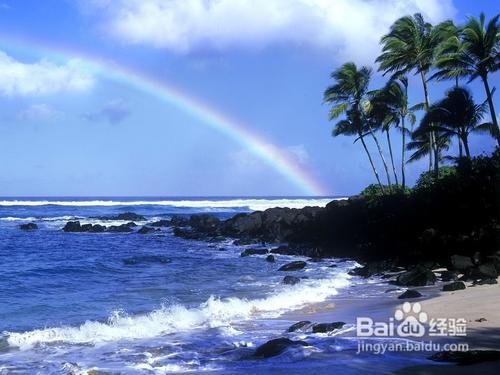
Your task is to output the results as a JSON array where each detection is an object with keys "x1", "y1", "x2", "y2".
[{"x1": 0, "y1": 197, "x2": 432, "y2": 374}]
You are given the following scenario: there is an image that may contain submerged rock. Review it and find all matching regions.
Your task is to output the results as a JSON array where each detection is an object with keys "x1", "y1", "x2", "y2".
[
  {"x1": 266, "y1": 255, "x2": 276, "y2": 263},
  {"x1": 63, "y1": 221, "x2": 83, "y2": 232},
  {"x1": 138, "y1": 226, "x2": 159, "y2": 234},
  {"x1": 287, "y1": 321, "x2": 313, "y2": 332},
  {"x1": 89, "y1": 224, "x2": 106, "y2": 233},
  {"x1": 428, "y1": 350, "x2": 500, "y2": 365},
  {"x1": 278, "y1": 261, "x2": 306, "y2": 272},
  {"x1": 254, "y1": 337, "x2": 308, "y2": 358},
  {"x1": 396, "y1": 266, "x2": 436, "y2": 286},
  {"x1": 149, "y1": 219, "x2": 171, "y2": 227},
  {"x1": 442, "y1": 281, "x2": 466, "y2": 291},
  {"x1": 240, "y1": 248, "x2": 268, "y2": 257},
  {"x1": 398, "y1": 289, "x2": 422, "y2": 299},
  {"x1": 19, "y1": 223, "x2": 38, "y2": 230},
  {"x1": 123, "y1": 255, "x2": 171, "y2": 265},
  {"x1": 107, "y1": 224, "x2": 133, "y2": 233},
  {"x1": 312, "y1": 322, "x2": 345, "y2": 333},
  {"x1": 282, "y1": 276, "x2": 300, "y2": 285},
  {"x1": 115, "y1": 212, "x2": 146, "y2": 221}
]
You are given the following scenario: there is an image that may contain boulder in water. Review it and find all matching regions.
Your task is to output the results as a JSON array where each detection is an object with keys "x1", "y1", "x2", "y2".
[
  {"x1": 149, "y1": 219, "x2": 171, "y2": 227},
  {"x1": 19, "y1": 223, "x2": 38, "y2": 230},
  {"x1": 312, "y1": 322, "x2": 345, "y2": 333},
  {"x1": 138, "y1": 226, "x2": 159, "y2": 234},
  {"x1": 278, "y1": 261, "x2": 306, "y2": 271},
  {"x1": 107, "y1": 224, "x2": 133, "y2": 233},
  {"x1": 287, "y1": 321, "x2": 313, "y2": 332},
  {"x1": 282, "y1": 276, "x2": 300, "y2": 285},
  {"x1": 254, "y1": 337, "x2": 308, "y2": 358},
  {"x1": 63, "y1": 221, "x2": 82, "y2": 232},
  {"x1": 240, "y1": 248, "x2": 268, "y2": 257},
  {"x1": 266, "y1": 255, "x2": 275, "y2": 263}
]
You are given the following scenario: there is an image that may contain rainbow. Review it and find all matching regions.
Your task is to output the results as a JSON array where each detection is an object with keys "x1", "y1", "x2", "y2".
[{"x1": 0, "y1": 35, "x2": 328, "y2": 195}]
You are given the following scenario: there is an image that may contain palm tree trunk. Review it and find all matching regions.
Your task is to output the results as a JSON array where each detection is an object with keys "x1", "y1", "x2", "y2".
[
  {"x1": 368, "y1": 125, "x2": 392, "y2": 190},
  {"x1": 420, "y1": 70, "x2": 439, "y2": 176},
  {"x1": 461, "y1": 134, "x2": 471, "y2": 159},
  {"x1": 386, "y1": 129, "x2": 399, "y2": 186},
  {"x1": 458, "y1": 135, "x2": 463, "y2": 158},
  {"x1": 401, "y1": 116, "x2": 406, "y2": 191},
  {"x1": 481, "y1": 74, "x2": 500, "y2": 148},
  {"x1": 359, "y1": 133, "x2": 385, "y2": 194}
]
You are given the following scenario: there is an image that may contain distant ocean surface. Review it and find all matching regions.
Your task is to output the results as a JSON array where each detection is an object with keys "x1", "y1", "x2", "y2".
[{"x1": 0, "y1": 197, "x2": 426, "y2": 374}]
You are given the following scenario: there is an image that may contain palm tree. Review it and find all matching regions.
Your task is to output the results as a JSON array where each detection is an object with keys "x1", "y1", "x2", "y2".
[
  {"x1": 369, "y1": 77, "x2": 421, "y2": 190},
  {"x1": 432, "y1": 13, "x2": 499, "y2": 146},
  {"x1": 432, "y1": 21, "x2": 464, "y2": 88},
  {"x1": 414, "y1": 87, "x2": 489, "y2": 159},
  {"x1": 407, "y1": 131, "x2": 450, "y2": 166},
  {"x1": 324, "y1": 62, "x2": 385, "y2": 193},
  {"x1": 377, "y1": 13, "x2": 455, "y2": 176}
]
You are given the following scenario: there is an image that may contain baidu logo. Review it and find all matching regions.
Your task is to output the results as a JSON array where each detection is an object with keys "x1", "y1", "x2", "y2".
[{"x1": 356, "y1": 302, "x2": 448, "y2": 338}]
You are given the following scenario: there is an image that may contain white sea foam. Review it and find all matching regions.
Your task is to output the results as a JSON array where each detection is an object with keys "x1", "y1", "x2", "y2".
[
  {"x1": 0, "y1": 198, "x2": 340, "y2": 211},
  {"x1": 0, "y1": 216, "x2": 81, "y2": 222},
  {"x1": 6, "y1": 274, "x2": 350, "y2": 350}
]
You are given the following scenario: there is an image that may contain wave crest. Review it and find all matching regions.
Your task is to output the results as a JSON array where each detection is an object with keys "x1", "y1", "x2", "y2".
[{"x1": 6, "y1": 274, "x2": 350, "y2": 350}]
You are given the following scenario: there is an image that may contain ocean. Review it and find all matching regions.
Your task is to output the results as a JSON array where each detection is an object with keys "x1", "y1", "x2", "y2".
[{"x1": 0, "y1": 197, "x2": 432, "y2": 374}]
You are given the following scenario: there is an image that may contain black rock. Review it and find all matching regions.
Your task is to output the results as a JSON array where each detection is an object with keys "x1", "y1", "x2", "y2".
[
  {"x1": 442, "y1": 281, "x2": 466, "y2": 291},
  {"x1": 398, "y1": 290, "x2": 422, "y2": 299},
  {"x1": 189, "y1": 215, "x2": 221, "y2": 234},
  {"x1": 240, "y1": 248, "x2": 268, "y2": 257},
  {"x1": 19, "y1": 223, "x2": 38, "y2": 230},
  {"x1": 278, "y1": 261, "x2": 306, "y2": 272},
  {"x1": 115, "y1": 212, "x2": 146, "y2": 221},
  {"x1": 270, "y1": 245, "x2": 291, "y2": 255},
  {"x1": 288, "y1": 320, "x2": 313, "y2": 332},
  {"x1": 439, "y1": 270, "x2": 458, "y2": 282},
  {"x1": 266, "y1": 255, "x2": 276, "y2": 263},
  {"x1": 63, "y1": 221, "x2": 82, "y2": 232},
  {"x1": 428, "y1": 350, "x2": 500, "y2": 365},
  {"x1": 312, "y1": 322, "x2": 345, "y2": 333},
  {"x1": 81, "y1": 224, "x2": 93, "y2": 232},
  {"x1": 283, "y1": 276, "x2": 300, "y2": 285},
  {"x1": 149, "y1": 219, "x2": 171, "y2": 227},
  {"x1": 473, "y1": 278, "x2": 498, "y2": 285},
  {"x1": 396, "y1": 266, "x2": 437, "y2": 286},
  {"x1": 124, "y1": 222, "x2": 137, "y2": 227},
  {"x1": 450, "y1": 255, "x2": 474, "y2": 272},
  {"x1": 329, "y1": 264, "x2": 338, "y2": 268},
  {"x1": 107, "y1": 224, "x2": 134, "y2": 233},
  {"x1": 89, "y1": 224, "x2": 106, "y2": 233},
  {"x1": 307, "y1": 258, "x2": 323, "y2": 262},
  {"x1": 348, "y1": 260, "x2": 396, "y2": 278},
  {"x1": 233, "y1": 238, "x2": 257, "y2": 246},
  {"x1": 477, "y1": 263, "x2": 498, "y2": 279},
  {"x1": 138, "y1": 226, "x2": 159, "y2": 234},
  {"x1": 254, "y1": 338, "x2": 308, "y2": 358}
]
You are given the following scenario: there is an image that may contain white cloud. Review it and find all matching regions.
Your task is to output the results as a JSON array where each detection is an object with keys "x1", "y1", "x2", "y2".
[
  {"x1": 17, "y1": 104, "x2": 63, "y2": 122},
  {"x1": 287, "y1": 144, "x2": 310, "y2": 164},
  {"x1": 0, "y1": 51, "x2": 94, "y2": 96},
  {"x1": 86, "y1": 0, "x2": 455, "y2": 62}
]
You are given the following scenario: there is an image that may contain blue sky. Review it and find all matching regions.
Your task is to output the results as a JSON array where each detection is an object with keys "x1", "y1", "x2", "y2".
[{"x1": 0, "y1": 0, "x2": 497, "y2": 196}]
